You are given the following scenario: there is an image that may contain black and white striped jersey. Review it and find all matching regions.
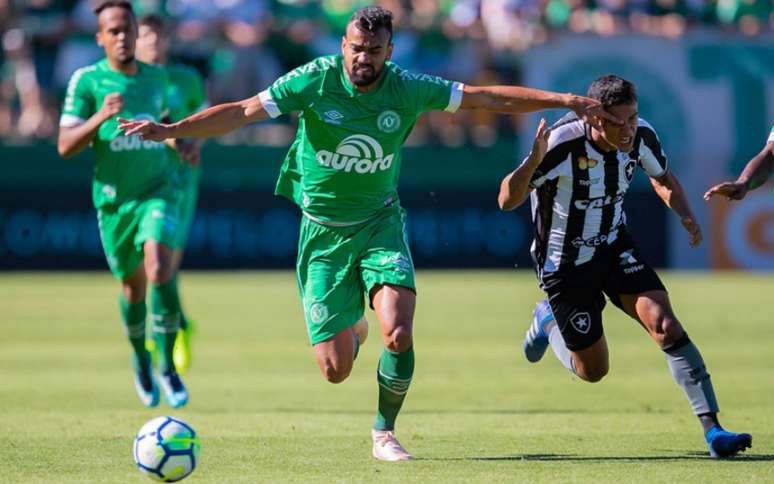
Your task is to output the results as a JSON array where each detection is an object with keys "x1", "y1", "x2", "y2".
[{"x1": 528, "y1": 113, "x2": 668, "y2": 275}]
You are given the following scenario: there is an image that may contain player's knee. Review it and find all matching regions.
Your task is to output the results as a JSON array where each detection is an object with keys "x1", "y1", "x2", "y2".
[
  {"x1": 145, "y1": 260, "x2": 172, "y2": 284},
  {"x1": 385, "y1": 326, "x2": 412, "y2": 353},
  {"x1": 320, "y1": 359, "x2": 352, "y2": 384},
  {"x1": 575, "y1": 359, "x2": 609, "y2": 383}
]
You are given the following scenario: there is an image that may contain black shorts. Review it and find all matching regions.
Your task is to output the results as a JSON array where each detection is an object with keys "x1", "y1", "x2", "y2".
[{"x1": 538, "y1": 231, "x2": 666, "y2": 351}]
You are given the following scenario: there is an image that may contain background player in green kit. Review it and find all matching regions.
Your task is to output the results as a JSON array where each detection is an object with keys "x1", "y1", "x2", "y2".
[
  {"x1": 119, "y1": 6, "x2": 618, "y2": 460},
  {"x1": 57, "y1": 1, "x2": 189, "y2": 409},
  {"x1": 704, "y1": 125, "x2": 774, "y2": 201},
  {"x1": 136, "y1": 14, "x2": 208, "y2": 373}
]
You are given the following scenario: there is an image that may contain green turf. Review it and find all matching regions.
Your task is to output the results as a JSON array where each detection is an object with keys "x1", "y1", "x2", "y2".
[{"x1": 0, "y1": 271, "x2": 771, "y2": 483}]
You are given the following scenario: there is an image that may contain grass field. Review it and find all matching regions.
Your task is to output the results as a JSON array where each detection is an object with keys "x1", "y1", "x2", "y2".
[{"x1": 1, "y1": 271, "x2": 772, "y2": 483}]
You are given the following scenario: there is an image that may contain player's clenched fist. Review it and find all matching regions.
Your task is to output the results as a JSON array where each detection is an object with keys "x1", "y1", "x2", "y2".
[
  {"x1": 117, "y1": 117, "x2": 172, "y2": 142},
  {"x1": 99, "y1": 93, "x2": 124, "y2": 120}
]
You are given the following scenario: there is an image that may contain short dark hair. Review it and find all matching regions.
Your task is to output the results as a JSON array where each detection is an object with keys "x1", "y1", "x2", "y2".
[
  {"x1": 587, "y1": 75, "x2": 637, "y2": 108},
  {"x1": 349, "y1": 6, "x2": 393, "y2": 41},
  {"x1": 93, "y1": 1, "x2": 134, "y2": 16},
  {"x1": 138, "y1": 14, "x2": 165, "y2": 33}
]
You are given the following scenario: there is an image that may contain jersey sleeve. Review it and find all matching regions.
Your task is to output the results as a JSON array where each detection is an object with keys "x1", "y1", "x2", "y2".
[
  {"x1": 259, "y1": 58, "x2": 330, "y2": 118},
  {"x1": 768, "y1": 124, "x2": 774, "y2": 144},
  {"x1": 60, "y1": 67, "x2": 95, "y2": 127},
  {"x1": 529, "y1": 131, "x2": 574, "y2": 189},
  {"x1": 637, "y1": 119, "x2": 668, "y2": 178},
  {"x1": 411, "y1": 76, "x2": 464, "y2": 114}
]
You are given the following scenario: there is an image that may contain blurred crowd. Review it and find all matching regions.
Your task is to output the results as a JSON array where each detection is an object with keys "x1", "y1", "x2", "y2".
[{"x1": 0, "y1": 0, "x2": 771, "y2": 146}]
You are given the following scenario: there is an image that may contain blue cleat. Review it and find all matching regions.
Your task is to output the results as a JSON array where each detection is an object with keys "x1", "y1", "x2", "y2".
[
  {"x1": 159, "y1": 370, "x2": 189, "y2": 408},
  {"x1": 133, "y1": 368, "x2": 160, "y2": 408},
  {"x1": 706, "y1": 426, "x2": 752, "y2": 458},
  {"x1": 524, "y1": 299, "x2": 555, "y2": 363}
]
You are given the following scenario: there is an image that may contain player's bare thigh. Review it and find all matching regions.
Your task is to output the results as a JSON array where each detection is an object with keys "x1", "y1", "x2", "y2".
[
  {"x1": 370, "y1": 283, "x2": 415, "y2": 353},
  {"x1": 143, "y1": 240, "x2": 175, "y2": 284},
  {"x1": 618, "y1": 290, "x2": 685, "y2": 348}
]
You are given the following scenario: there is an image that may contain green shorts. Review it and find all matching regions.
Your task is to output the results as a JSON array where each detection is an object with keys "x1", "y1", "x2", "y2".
[
  {"x1": 296, "y1": 206, "x2": 416, "y2": 345},
  {"x1": 97, "y1": 187, "x2": 182, "y2": 280},
  {"x1": 173, "y1": 163, "x2": 201, "y2": 249}
]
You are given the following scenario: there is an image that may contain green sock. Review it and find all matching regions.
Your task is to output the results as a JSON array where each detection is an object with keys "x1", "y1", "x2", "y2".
[
  {"x1": 171, "y1": 274, "x2": 188, "y2": 331},
  {"x1": 150, "y1": 279, "x2": 181, "y2": 374},
  {"x1": 374, "y1": 346, "x2": 415, "y2": 431},
  {"x1": 119, "y1": 295, "x2": 149, "y2": 372}
]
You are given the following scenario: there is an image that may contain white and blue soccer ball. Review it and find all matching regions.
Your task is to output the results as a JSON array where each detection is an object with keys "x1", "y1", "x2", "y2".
[{"x1": 133, "y1": 416, "x2": 200, "y2": 482}]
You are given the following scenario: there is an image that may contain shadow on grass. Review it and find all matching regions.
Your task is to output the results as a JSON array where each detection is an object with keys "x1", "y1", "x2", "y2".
[{"x1": 417, "y1": 452, "x2": 774, "y2": 462}]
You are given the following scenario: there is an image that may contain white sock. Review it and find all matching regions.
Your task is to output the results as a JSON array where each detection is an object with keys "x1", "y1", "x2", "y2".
[{"x1": 547, "y1": 322, "x2": 575, "y2": 373}]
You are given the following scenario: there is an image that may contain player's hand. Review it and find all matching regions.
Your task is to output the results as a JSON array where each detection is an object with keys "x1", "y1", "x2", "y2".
[
  {"x1": 99, "y1": 93, "x2": 124, "y2": 121},
  {"x1": 531, "y1": 118, "x2": 551, "y2": 161},
  {"x1": 568, "y1": 95, "x2": 621, "y2": 131},
  {"x1": 681, "y1": 216, "x2": 702, "y2": 247},
  {"x1": 118, "y1": 118, "x2": 173, "y2": 142},
  {"x1": 703, "y1": 181, "x2": 748, "y2": 202},
  {"x1": 176, "y1": 139, "x2": 201, "y2": 166}
]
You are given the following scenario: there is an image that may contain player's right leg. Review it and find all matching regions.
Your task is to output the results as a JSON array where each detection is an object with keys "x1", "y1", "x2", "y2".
[{"x1": 97, "y1": 206, "x2": 159, "y2": 407}]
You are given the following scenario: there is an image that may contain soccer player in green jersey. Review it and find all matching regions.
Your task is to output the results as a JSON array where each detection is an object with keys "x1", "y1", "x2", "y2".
[
  {"x1": 119, "y1": 5, "x2": 617, "y2": 460},
  {"x1": 136, "y1": 14, "x2": 208, "y2": 373},
  {"x1": 704, "y1": 125, "x2": 774, "y2": 201},
  {"x1": 57, "y1": 0, "x2": 189, "y2": 408}
]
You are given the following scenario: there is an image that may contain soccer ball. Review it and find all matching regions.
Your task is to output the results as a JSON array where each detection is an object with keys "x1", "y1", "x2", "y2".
[{"x1": 133, "y1": 416, "x2": 200, "y2": 482}]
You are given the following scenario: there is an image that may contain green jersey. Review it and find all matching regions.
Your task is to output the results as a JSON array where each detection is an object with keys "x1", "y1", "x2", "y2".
[
  {"x1": 166, "y1": 63, "x2": 207, "y2": 124},
  {"x1": 260, "y1": 55, "x2": 463, "y2": 223},
  {"x1": 60, "y1": 58, "x2": 172, "y2": 209}
]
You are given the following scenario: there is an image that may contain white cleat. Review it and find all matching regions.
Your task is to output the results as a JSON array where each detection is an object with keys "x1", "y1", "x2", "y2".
[
  {"x1": 372, "y1": 429, "x2": 413, "y2": 461},
  {"x1": 353, "y1": 316, "x2": 369, "y2": 345}
]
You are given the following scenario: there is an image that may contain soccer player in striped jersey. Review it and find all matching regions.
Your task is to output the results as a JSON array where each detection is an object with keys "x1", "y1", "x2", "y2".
[
  {"x1": 117, "y1": 6, "x2": 617, "y2": 461},
  {"x1": 136, "y1": 14, "x2": 208, "y2": 373},
  {"x1": 704, "y1": 124, "x2": 774, "y2": 201},
  {"x1": 498, "y1": 75, "x2": 751, "y2": 458}
]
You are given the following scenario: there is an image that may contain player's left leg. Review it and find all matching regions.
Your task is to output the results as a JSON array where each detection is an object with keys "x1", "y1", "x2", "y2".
[
  {"x1": 360, "y1": 207, "x2": 417, "y2": 461},
  {"x1": 617, "y1": 289, "x2": 752, "y2": 457},
  {"x1": 171, "y1": 249, "x2": 194, "y2": 373},
  {"x1": 370, "y1": 283, "x2": 415, "y2": 461},
  {"x1": 137, "y1": 192, "x2": 188, "y2": 408}
]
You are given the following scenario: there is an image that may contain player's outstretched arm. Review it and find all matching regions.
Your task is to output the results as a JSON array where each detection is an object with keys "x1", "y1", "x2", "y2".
[
  {"x1": 498, "y1": 118, "x2": 550, "y2": 211},
  {"x1": 58, "y1": 93, "x2": 123, "y2": 158},
  {"x1": 650, "y1": 170, "x2": 702, "y2": 247},
  {"x1": 704, "y1": 141, "x2": 774, "y2": 201},
  {"x1": 459, "y1": 85, "x2": 619, "y2": 129},
  {"x1": 118, "y1": 94, "x2": 270, "y2": 141}
]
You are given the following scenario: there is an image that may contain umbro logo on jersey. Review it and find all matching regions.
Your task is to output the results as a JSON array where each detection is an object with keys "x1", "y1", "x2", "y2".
[
  {"x1": 323, "y1": 110, "x2": 344, "y2": 124},
  {"x1": 570, "y1": 312, "x2": 591, "y2": 334},
  {"x1": 577, "y1": 156, "x2": 599, "y2": 170},
  {"x1": 316, "y1": 134, "x2": 394, "y2": 174}
]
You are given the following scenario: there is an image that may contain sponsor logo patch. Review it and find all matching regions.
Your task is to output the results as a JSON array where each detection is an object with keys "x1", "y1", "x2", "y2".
[
  {"x1": 578, "y1": 156, "x2": 599, "y2": 170},
  {"x1": 315, "y1": 134, "x2": 394, "y2": 174}
]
